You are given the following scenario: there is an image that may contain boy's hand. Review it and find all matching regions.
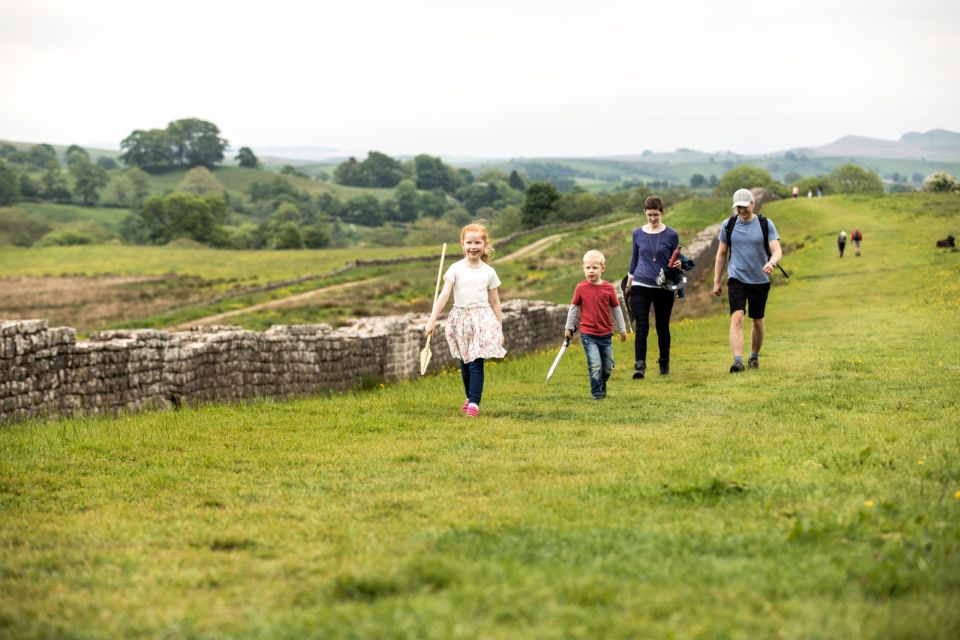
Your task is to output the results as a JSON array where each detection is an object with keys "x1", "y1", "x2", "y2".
[
  {"x1": 619, "y1": 332, "x2": 627, "y2": 342},
  {"x1": 564, "y1": 329, "x2": 572, "y2": 339}
]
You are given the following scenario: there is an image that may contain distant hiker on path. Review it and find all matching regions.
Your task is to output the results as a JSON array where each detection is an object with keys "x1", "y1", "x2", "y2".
[
  {"x1": 425, "y1": 223, "x2": 506, "y2": 417},
  {"x1": 625, "y1": 195, "x2": 682, "y2": 378},
  {"x1": 792, "y1": 186, "x2": 799, "y2": 198},
  {"x1": 713, "y1": 189, "x2": 783, "y2": 373},
  {"x1": 838, "y1": 230, "x2": 847, "y2": 257},
  {"x1": 817, "y1": 184, "x2": 823, "y2": 198},
  {"x1": 851, "y1": 228, "x2": 863, "y2": 256},
  {"x1": 564, "y1": 250, "x2": 627, "y2": 400}
]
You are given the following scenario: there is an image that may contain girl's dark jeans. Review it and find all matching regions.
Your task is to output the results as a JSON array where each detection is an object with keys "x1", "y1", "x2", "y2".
[{"x1": 460, "y1": 358, "x2": 485, "y2": 405}]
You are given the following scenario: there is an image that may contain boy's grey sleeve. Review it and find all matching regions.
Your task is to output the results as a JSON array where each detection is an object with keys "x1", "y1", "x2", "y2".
[
  {"x1": 565, "y1": 305, "x2": 581, "y2": 332},
  {"x1": 611, "y1": 306, "x2": 626, "y2": 334}
]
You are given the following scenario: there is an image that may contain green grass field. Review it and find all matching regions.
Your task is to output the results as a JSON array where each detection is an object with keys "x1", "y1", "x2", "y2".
[
  {"x1": 0, "y1": 243, "x2": 437, "y2": 283},
  {"x1": 1, "y1": 194, "x2": 959, "y2": 638}
]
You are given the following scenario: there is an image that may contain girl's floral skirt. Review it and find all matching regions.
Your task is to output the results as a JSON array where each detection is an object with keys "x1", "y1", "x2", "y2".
[{"x1": 445, "y1": 304, "x2": 506, "y2": 363}]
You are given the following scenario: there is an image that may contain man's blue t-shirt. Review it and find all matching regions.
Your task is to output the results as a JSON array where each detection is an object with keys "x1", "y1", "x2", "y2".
[{"x1": 717, "y1": 215, "x2": 779, "y2": 284}]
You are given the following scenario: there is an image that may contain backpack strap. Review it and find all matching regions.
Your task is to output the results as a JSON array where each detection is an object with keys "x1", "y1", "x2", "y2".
[
  {"x1": 758, "y1": 214, "x2": 771, "y2": 258},
  {"x1": 724, "y1": 215, "x2": 737, "y2": 253}
]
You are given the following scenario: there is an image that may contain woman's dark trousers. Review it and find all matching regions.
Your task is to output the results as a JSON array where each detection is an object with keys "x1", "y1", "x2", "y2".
[{"x1": 630, "y1": 287, "x2": 675, "y2": 368}]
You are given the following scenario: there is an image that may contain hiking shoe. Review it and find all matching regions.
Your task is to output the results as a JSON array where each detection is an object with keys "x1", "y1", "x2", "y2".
[
  {"x1": 659, "y1": 362, "x2": 670, "y2": 376},
  {"x1": 633, "y1": 363, "x2": 646, "y2": 380},
  {"x1": 729, "y1": 360, "x2": 745, "y2": 373},
  {"x1": 465, "y1": 403, "x2": 479, "y2": 418},
  {"x1": 748, "y1": 356, "x2": 759, "y2": 369}
]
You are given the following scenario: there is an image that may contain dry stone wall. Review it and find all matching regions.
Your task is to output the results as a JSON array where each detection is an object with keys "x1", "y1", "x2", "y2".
[{"x1": 0, "y1": 300, "x2": 568, "y2": 424}]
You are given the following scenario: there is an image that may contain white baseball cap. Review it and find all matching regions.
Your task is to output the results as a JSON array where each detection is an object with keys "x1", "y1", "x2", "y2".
[{"x1": 732, "y1": 189, "x2": 754, "y2": 207}]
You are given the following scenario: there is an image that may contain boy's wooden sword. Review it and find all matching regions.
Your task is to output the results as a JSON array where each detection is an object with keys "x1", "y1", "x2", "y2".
[{"x1": 545, "y1": 337, "x2": 570, "y2": 382}]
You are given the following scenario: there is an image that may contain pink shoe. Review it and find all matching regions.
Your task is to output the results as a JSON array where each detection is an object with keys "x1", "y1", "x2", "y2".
[
  {"x1": 465, "y1": 403, "x2": 479, "y2": 418},
  {"x1": 462, "y1": 399, "x2": 470, "y2": 413}
]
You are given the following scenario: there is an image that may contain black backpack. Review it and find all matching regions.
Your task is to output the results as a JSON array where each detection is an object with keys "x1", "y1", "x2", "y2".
[{"x1": 724, "y1": 214, "x2": 789, "y2": 278}]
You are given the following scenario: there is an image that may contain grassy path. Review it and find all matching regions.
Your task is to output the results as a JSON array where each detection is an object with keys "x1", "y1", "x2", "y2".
[{"x1": 0, "y1": 194, "x2": 958, "y2": 638}]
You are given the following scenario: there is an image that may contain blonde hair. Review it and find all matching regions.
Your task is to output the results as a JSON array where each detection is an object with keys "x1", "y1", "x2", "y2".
[
  {"x1": 583, "y1": 249, "x2": 606, "y2": 266},
  {"x1": 460, "y1": 223, "x2": 494, "y2": 263}
]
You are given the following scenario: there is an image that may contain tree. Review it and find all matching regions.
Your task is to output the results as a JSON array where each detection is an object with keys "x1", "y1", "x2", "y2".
[
  {"x1": 826, "y1": 164, "x2": 883, "y2": 194},
  {"x1": 41, "y1": 168, "x2": 71, "y2": 201},
  {"x1": 125, "y1": 168, "x2": 152, "y2": 202},
  {"x1": 272, "y1": 221, "x2": 304, "y2": 249},
  {"x1": 362, "y1": 151, "x2": 404, "y2": 188},
  {"x1": 281, "y1": 165, "x2": 309, "y2": 179},
  {"x1": 783, "y1": 171, "x2": 803, "y2": 184},
  {"x1": 332, "y1": 151, "x2": 404, "y2": 188},
  {"x1": 166, "y1": 118, "x2": 228, "y2": 168},
  {"x1": 714, "y1": 165, "x2": 786, "y2": 198},
  {"x1": 303, "y1": 225, "x2": 330, "y2": 249},
  {"x1": 19, "y1": 173, "x2": 40, "y2": 199},
  {"x1": 689, "y1": 173, "x2": 707, "y2": 188},
  {"x1": 414, "y1": 154, "x2": 460, "y2": 192},
  {"x1": 69, "y1": 156, "x2": 109, "y2": 205},
  {"x1": 135, "y1": 192, "x2": 228, "y2": 244},
  {"x1": 508, "y1": 170, "x2": 527, "y2": 191},
  {"x1": 521, "y1": 182, "x2": 560, "y2": 228},
  {"x1": 333, "y1": 157, "x2": 364, "y2": 186},
  {"x1": 96, "y1": 156, "x2": 119, "y2": 170},
  {"x1": 65, "y1": 145, "x2": 89, "y2": 166},
  {"x1": 120, "y1": 129, "x2": 175, "y2": 172},
  {"x1": 922, "y1": 172, "x2": 960, "y2": 193},
  {"x1": 235, "y1": 146, "x2": 260, "y2": 168},
  {"x1": 178, "y1": 166, "x2": 224, "y2": 195},
  {"x1": 342, "y1": 195, "x2": 384, "y2": 226},
  {"x1": 28, "y1": 144, "x2": 59, "y2": 170},
  {"x1": 393, "y1": 179, "x2": 419, "y2": 222},
  {"x1": 0, "y1": 160, "x2": 18, "y2": 205},
  {"x1": 420, "y1": 189, "x2": 450, "y2": 218}
]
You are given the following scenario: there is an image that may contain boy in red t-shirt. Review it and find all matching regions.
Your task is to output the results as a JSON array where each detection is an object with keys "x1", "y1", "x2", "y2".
[{"x1": 565, "y1": 250, "x2": 627, "y2": 400}]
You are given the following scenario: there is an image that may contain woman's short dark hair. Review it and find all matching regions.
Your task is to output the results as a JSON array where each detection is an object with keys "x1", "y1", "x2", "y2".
[{"x1": 644, "y1": 196, "x2": 664, "y2": 212}]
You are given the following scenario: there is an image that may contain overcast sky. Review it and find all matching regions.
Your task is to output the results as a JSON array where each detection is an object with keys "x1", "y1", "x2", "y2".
[{"x1": 1, "y1": 0, "x2": 958, "y2": 158}]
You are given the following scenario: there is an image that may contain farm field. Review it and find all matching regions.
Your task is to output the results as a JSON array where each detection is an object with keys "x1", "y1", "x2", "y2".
[{"x1": 1, "y1": 193, "x2": 958, "y2": 637}]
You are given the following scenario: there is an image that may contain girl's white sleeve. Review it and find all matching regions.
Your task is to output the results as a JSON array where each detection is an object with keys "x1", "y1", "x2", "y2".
[
  {"x1": 443, "y1": 262, "x2": 457, "y2": 284},
  {"x1": 488, "y1": 267, "x2": 501, "y2": 289}
]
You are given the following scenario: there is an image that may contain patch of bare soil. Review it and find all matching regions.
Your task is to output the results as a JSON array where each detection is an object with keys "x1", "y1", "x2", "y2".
[{"x1": 0, "y1": 276, "x2": 211, "y2": 333}]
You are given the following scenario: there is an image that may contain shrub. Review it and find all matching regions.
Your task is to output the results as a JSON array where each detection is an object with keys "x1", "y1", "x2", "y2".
[
  {"x1": 0, "y1": 207, "x2": 52, "y2": 246},
  {"x1": 36, "y1": 229, "x2": 96, "y2": 246},
  {"x1": 921, "y1": 172, "x2": 960, "y2": 193},
  {"x1": 826, "y1": 164, "x2": 883, "y2": 194}
]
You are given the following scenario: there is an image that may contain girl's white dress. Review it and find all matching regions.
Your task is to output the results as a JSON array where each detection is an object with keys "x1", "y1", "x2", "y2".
[{"x1": 443, "y1": 259, "x2": 507, "y2": 363}]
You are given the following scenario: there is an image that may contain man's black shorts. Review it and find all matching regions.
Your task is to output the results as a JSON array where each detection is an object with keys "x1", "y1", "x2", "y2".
[{"x1": 727, "y1": 278, "x2": 771, "y2": 319}]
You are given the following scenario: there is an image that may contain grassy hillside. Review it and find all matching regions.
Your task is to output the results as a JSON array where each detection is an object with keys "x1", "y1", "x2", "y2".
[
  {"x1": 1, "y1": 193, "x2": 958, "y2": 637},
  {"x1": 494, "y1": 155, "x2": 960, "y2": 191}
]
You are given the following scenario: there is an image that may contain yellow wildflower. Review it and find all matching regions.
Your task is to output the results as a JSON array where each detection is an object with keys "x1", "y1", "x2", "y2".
[{"x1": 863, "y1": 500, "x2": 874, "y2": 508}]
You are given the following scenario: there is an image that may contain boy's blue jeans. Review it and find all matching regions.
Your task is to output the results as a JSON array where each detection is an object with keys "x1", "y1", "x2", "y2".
[{"x1": 580, "y1": 334, "x2": 614, "y2": 399}]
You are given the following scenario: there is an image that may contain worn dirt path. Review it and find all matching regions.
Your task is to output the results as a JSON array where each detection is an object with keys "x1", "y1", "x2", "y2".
[
  {"x1": 170, "y1": 276, "x2": 387, "y2": 329},
  {"x1": 497, "y1": 217, "x2": 633, "y2": 262}
]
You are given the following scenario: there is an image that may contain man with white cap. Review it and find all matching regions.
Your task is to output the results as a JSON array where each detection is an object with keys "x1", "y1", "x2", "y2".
[{"x1": 712, "y1": 188, "x2": 783, "y2": 373}]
